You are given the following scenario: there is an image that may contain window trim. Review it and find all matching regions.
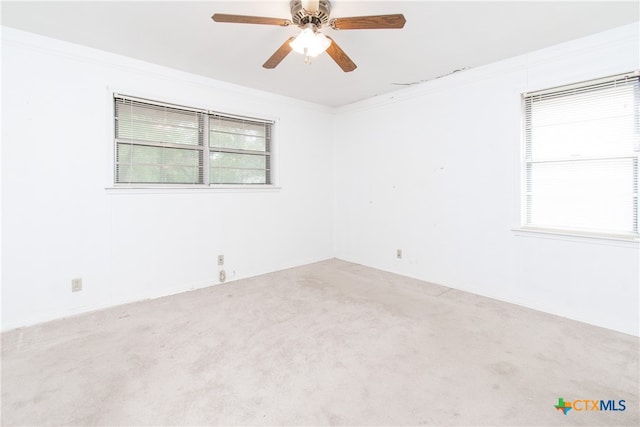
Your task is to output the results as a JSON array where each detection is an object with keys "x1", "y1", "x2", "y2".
[
  {"x1": 111, "y1": 93, "x2": 277, "y2": 189},
  {"x1": 519, "y1": 71, "x2": 640, "y2": 241},
  {"x1": 512, "y1": 226, "x2": 639, "y2": 246}
]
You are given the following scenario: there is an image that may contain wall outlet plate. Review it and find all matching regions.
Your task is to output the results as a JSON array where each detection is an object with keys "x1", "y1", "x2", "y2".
[
  {"x1": 72, "y1": 278, "x2": 82, "y2": 292},
  {"x1": 218, "y1": 255, "x2": 224, "y2": 266},
  {"x1": 396, "y1": 249, "x2": 403, "y2": 259}
]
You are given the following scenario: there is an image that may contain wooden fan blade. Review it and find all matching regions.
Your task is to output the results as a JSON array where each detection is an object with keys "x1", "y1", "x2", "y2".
[
  {"x1": 331, "y1": 14, "x2": 406, "y2": 30},
  {"x1": 212, "y1": 13, "x2": 291, "y2": 26},
  {"x1": 325, "y1": 37, "x2": 357, "y2": 72},
  {"x1": 263, "y1": 37, "x2": 296, "y2": 69}
]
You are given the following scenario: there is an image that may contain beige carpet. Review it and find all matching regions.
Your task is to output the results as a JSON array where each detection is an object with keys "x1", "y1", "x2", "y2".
[{"x1": 2, "y1": 259, "x2": 638, "y2": 426}]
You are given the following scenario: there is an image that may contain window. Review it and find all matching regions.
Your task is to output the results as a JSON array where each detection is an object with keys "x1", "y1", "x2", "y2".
[
  {"x1": 523, "y1": 72, "x2": 639, "y2": 239},
  {"x1": 209, "y1": 114, "x2": 271, "y2": 185},
  {"x1": 114, "y1": 96, "x2": 272, "y2": 186}
]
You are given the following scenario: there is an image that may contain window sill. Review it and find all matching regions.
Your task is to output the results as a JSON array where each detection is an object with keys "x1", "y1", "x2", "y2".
[
  {"x1": 512, "y1": 227, "x2": 639, "y2": 248},
  {"x1": 106, "y1": 185, "x2": 282, "y2": 194}
]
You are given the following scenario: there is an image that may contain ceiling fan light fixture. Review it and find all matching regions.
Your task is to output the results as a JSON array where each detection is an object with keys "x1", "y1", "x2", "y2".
[
  {"x1": 212, "y1": 1, "x2": 403, "y2": 72},
  {"x1": 301, "y1": 0, "x2": 320, "y2": 14},
  {"x1": 290, "y1": 26, "x2": 331, "y2": 58}
]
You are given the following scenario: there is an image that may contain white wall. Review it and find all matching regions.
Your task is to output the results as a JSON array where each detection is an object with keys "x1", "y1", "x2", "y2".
[
  {"x1": 333, "y1": 23, "x2": 640, "y2": 336},
  {"x1": 1, "y1": 28, "x2": 334, "y2": 330}
]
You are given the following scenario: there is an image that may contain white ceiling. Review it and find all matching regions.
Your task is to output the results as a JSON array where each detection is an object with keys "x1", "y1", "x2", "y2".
[{"x1": 2, "y1": 1, "x2": 638, "y2": 107}]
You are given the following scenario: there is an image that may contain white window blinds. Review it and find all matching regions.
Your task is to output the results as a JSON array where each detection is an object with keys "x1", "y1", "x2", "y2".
[
  {"x1": 115, "y1": 98, "x2": 204, "y2": 184},
  {"x1": 523, "y1": 72, "x2": 639, "y2": 238},
  {"x1": 114, "y1": 96, "x2": 273, "y2": 186},
  {"x1": 209, "y1": 114, "x2": 271, "y2": 185}
]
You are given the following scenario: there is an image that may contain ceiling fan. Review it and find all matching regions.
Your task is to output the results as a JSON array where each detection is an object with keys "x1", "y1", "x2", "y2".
[{"x1": 212, "y1": 0, "x2": 406, "y2": 72}]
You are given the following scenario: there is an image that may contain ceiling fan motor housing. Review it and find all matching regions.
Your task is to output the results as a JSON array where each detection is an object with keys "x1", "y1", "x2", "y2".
[{"x1": 290, "y1": 0, "x2": 331, "y2": 27}]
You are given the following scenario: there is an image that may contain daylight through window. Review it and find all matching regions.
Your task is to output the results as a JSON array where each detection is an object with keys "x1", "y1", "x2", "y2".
[
  {"x1": 523, "y1": 72, "x2": 639, "y2": 238},
  {"x1": 114, "y1": 96, "x2": 273, "y2": 186}
]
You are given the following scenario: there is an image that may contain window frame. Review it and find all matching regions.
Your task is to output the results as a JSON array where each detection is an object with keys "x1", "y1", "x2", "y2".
[
  {"x1": 519, "y1": 71, "x2": 640, "y2": 242},
  {"x1": 112, "y1": 94, "x2": 276, "y2": 189},
  {"x1": 207, "y1": 112, "x2": 273, "y2": 186}
]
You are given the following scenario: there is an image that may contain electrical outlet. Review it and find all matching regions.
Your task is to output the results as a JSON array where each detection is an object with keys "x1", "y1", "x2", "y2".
[
  {"x1": 72, "y1": 278, "x2": 82, "y2": 292},
  {"x1": 396, "y1": 249, "x2": 403, "y2": 259},
  {"x1": 218, "y1": 255, "x2": 224, "y2": 266}
]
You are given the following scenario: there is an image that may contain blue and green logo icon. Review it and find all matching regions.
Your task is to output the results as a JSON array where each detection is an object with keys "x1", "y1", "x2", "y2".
[{"x1": 554, "y1": 398, "x2": 572, "y2": 414}]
